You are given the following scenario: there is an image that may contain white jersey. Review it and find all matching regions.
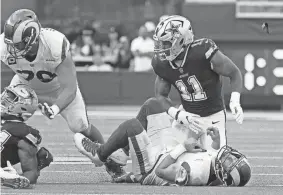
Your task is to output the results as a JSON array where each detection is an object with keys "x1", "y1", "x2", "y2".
[
  {"x1": 0, "y1": 28, "x2": 70, "y2": 94},
  {"x1": 177, "y1": 151, "x2": 215, "y2": 186}
]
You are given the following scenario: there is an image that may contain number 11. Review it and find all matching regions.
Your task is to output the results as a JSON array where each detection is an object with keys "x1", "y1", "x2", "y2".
[{"x1": 175, "y1": 75, "x2": 207, "y2": 102}]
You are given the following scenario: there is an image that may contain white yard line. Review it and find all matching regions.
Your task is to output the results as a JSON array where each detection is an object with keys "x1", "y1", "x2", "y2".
[{"x1": 33, "y1": 111, "x2": 283, "y2": 121}]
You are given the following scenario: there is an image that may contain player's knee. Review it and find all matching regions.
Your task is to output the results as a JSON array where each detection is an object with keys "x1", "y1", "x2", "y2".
[
  {"x1": 142, "y1": 97, "x2": 167, "y2": 116},
  {"x1": 124, "y1": 118, "x2": 144, "y2": 137},
  {"x1": 68, "y1": 118, "x2": 89, "y2": 133}
]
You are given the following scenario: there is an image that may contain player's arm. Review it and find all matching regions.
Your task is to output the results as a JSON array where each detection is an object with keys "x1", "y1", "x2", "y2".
[
  {"x1": 154, "y1": 75, "x2": 175, "y2": 113},
  {"x1": 155, "y1": 155, "x2": 179, "y2": 183},
  {"x1": 210, "y1": 50, "x2": 242, "y2": 94},
  {"x1": 18, "y1": 140, "x2": 39, "y2": 184},
  {"x1": 53, "y1": 51, "x2": 77, "y2": 112},
  {"x1": 155, "y1": 144, "x2": 187, "y2": 182},
  {"x1": 210, "y1": 49, "x2": 244, "y2": 124}
]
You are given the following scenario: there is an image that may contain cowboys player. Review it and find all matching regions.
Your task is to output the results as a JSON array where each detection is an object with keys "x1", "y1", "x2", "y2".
[
  {"x1": 1, "y1": 84, "x2": 53, "y2": 189},
  {"x1": 74, "y1": 118, "x2": 251, "y2": 186},
  {"x1": 0, "y1": 9, "x2": 126, "y2": 178},
  {"x1": 152, "y1": 15, "x2": 244, "y2": 150}
]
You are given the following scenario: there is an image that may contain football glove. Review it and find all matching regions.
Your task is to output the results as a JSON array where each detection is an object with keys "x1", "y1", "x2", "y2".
[
  {"x1": 229, "y1": 92, "x2": 244, "y2": 124},
  {"x1": 168, "y1": 107, "x2": 203, "y2": 135},
  {"x1": 38, "y1": 103, "x2": 60, "y2": 119},
  {"x1": 3, "y1": 161, "x2": 18, "y2": 175}
]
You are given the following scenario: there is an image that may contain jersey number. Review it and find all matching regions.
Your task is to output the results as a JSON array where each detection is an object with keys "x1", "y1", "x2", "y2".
[
  {"x1": 175, "y1": 75, "x2": 207, "y2": 101},
  {"x1": 0, "y1": 130, "x2": 11, "y2": 152},
  {"x1": 16, "y1": 70, "x2": 57, "y2": 83}
]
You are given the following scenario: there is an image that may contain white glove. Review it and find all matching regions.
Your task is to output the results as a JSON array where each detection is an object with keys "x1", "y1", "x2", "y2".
[
  {"x1": 229, "y1": 92, "x2": 244, "y2": 124},
  {"x1": 3, "y1": 161, "x2": 18, "y2": 175},
  {"x1": 168, "y1": 107, "x2": 203, "y2": 135},
  {"x1": 38, "y1": 103, "x2": 60, "y2": 119}
]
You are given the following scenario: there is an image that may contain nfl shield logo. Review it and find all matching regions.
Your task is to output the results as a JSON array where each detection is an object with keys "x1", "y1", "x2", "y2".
[{"x1": 179, "y1": 68, "x2": 183, "y2": 74}]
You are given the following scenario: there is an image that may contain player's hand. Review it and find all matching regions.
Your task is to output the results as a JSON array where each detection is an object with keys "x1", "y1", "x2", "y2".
[
  {"x1": 207, "y1": 127, "x2": 220, "y2": 142},
  {"x1": 229, "y1": 101, "x2": 244, "y2": 124},
  {"x1": 3, "y1": 161, "x2": 18, "y2": 175},
  {"x1": 177, "y1": 111, "x2": 203, "y2": 132},
  {"x1": 183, "y1": 138, "x2": 206, "y2": 153},
  {"x1": 229, "y1": 92, "x2": 244, "y2": 124},
  {"x1": 38, "y1": 103, "x2": 59, "y2": 119}
]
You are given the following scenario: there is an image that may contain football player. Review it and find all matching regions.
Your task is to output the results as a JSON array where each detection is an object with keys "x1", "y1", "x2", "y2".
[
  {"x1": 152, "y1": 15, "x2": 244, "y2": 151},
  {"x1": 0, "y1": 84, "x2": 53, "y2": 189},
  {"x1": 73, "y1": 118, "x2": 251, "y2": 186},
  {"x1": 0, "y1": 9, "x2": 126, "y2": 178}
]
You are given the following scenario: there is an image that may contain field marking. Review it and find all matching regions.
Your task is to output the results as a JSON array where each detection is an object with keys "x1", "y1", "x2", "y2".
[
  {"x1": 33, "y1": 111, "x2": 283, "y2": 121},
  {"x1": 52, "y1": 156, "x2": 283, "y2": 163},
  {"x1": 40, "y1": 170, "x2": 283, "y2": 176}
]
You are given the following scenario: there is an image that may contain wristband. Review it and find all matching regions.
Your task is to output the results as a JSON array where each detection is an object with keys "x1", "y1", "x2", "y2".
[
  {"x1": 230, "y1": 92, "x2": 240, "y2": 103},
  {"x1": 168, "y1": 107, "x2": 178, "y2": 119},
  {"x1": 169, "y1": 144, "x2": 187, "y2": 160}
]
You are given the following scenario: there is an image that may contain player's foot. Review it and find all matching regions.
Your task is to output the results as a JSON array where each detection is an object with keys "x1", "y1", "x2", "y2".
[
  {"x1": 0, "y1": 170, "x2": 30, "y2": 189},
  {"x1": 104, "y1": 159, "x2": 127, "y2": 182},
  {"x1": 113, "y1": 172, "x2": 137, "y2": 183},
  {"x1": 109, "y1": 149, "x2": 130, "y2": 166},
  {"x1": 37, "y1": 147, "x2": 54, "y2": 171},
  {"x1": 73, "y1": 133, "x2": 104, "y2": 167}
]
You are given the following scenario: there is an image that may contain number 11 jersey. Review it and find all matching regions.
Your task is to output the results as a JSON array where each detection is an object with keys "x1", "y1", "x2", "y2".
[{"x1": 151, "y1": 38, "x2": 225, "y2": 117}]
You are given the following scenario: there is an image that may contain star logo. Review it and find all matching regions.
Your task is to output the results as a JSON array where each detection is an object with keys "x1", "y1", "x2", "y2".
[{"x1": 165, "y1": 21, "x2": 181, "y2": 37}]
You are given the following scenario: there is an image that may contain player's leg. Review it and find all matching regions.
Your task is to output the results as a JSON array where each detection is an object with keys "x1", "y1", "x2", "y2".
[
  {"x1": 60, "y1": 86, "x2": 104, "y2": 143},
  {"x1": 199, "y1": 110, "x2": 226, "y2": 151}
]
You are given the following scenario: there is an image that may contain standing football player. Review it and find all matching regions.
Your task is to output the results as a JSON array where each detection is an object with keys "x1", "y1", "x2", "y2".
[
  {"x1": 1, "y1": 84, "x2": 53, "y2": 189},
  {"x1": 152, "y1": 15, "x2": 244, "y2": 150},
  {"x1": 0, "y1": 9, "x2": 126, "y2": 178}
]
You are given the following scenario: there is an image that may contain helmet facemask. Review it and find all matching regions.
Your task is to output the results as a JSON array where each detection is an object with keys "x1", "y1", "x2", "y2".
[
  {"x1": 1, "y1": 84, "x2": 38, "y2": 121},
  {"x1": 214, "y1": 146, "x2": 249, "y2": 186},
  {"x1": 153, "y1": 16, "x2": 194, "y2": 62}
]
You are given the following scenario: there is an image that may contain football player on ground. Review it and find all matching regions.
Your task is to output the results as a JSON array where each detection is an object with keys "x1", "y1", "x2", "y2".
[
  {"x1": 0, "y1": 84, "x2": 53, "y2": 189},
  {"x1": 73, "y1": 97, "x2": 251, "y2": 186},
  {"x1": 73, "y1": 118, "x2": 251, "y2": 186},
  {"x1": 152, "y1": 15, "x2": 244, "y2": 150},
  {"x1": 0, "y1": 9, "x2": 126, "y2": 179}
]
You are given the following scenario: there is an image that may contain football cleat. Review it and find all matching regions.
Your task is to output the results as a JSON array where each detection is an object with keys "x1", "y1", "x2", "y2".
[
  {"x1": 0, "y1": 168, "x2": 30, "y2": 189},
  {"x1": 37, "y1": 147, "x2": 54, "y2": 171},
  {"x1": 113, "y1": 172, "x2": 137, "y2": 183},
  {"x1": 73, "y1": 133, "x2": 104, "y2": 167},
  {"x1": 104, "y1": 158, "x2": 127, "y2": 182}
]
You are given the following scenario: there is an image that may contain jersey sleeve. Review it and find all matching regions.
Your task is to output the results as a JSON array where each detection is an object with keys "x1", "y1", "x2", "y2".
[
  {"x1": 1, "y1": 122, "x2": 42, "y2": 146},
  {"x1": 203, "y1": 38, "x2": 219, "y2": 61},
  {"x1": 151, "y1": 55, "x2": 168, "y2": 80},
  {"x1": 41, "y1": 28, "x2": 71, "y2": 66}
]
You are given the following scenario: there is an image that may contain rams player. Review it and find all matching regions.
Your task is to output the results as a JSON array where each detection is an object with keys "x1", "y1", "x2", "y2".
[
  {"x1": 74, "y1": 118, "x2": 251, "y2": 186},
  {"x1": 0, "y1": 9, "x2": 126, "y2": 178},
  {"x1": 73, "y1": 97, "x2": 251, "y2": 186},
  {"x1": 0, "y1": 84, "x2": 53, "y2": 189},
  {"x1": 152, "y1": 15, "x2": 244, "y2": 151}
]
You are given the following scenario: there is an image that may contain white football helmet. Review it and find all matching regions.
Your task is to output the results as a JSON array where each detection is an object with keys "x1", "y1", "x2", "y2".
[
  {"x1": 153, "y1": 15, "x2": 194, "y2": 61},
  {"x1": 1, "y1": 84, "x2": 38, "y2": 121}
]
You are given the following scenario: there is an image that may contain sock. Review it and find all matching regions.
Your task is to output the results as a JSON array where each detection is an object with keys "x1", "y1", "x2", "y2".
[
  {"x1": 98, "y1": 118, "x2": 143, "y2": 162},
  {"x1": 81, "y1": 124, "x2": 105, "y2": 144}
]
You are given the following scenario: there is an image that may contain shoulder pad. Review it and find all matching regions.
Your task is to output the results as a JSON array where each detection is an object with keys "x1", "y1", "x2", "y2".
[
  {"x1": 191, "y1": 38, "x2": 219, "y2": 61},
  {"x1": 41, "y1": 28, "x2": 70, "y2": 63}
]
